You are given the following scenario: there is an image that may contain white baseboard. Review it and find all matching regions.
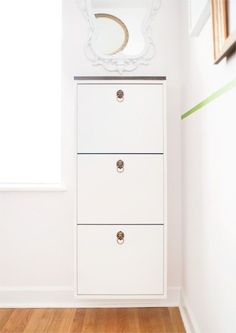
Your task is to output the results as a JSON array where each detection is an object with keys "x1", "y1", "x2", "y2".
[
  {"x1": 0, "y1": 287, "x2": 73, "y2": 308},
  {"x1": 179, "y1": 290, "x2": 200, "y2": 333},
  {"x1": 0, "y1": 286, "x2": 180, "y2": 308}
]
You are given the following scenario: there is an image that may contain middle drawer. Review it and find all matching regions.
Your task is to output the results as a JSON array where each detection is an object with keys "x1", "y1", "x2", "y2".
[{"x1": 77, "y1": 154, "x2": 164, "y2": 224}]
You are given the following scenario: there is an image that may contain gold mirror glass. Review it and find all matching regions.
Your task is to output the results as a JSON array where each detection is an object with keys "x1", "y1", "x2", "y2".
[{"x1": 94, "y1": 13, "x2": 129, "y2": 55}]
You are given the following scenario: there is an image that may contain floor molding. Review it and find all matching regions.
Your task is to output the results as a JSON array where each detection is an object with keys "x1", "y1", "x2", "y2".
[
  {"x1": 0, "y1": 286, "x2": 180, "y2": 308},
  {"x1": 180, "y1": 290, "x2": 200, "y2": 333}
]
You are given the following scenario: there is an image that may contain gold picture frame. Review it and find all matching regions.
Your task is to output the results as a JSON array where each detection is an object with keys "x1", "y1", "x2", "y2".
[{"x1": 211, "y1": 0, "x2": 236, "y2": 64}]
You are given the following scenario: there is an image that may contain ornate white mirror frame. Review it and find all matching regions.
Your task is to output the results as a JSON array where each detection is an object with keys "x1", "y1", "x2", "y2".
[{"x1": 80, "y1": 0, "x2": 161, "y2": 73}]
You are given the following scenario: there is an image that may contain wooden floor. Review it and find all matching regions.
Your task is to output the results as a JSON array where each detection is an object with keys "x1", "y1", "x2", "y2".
[{"x1": 0, "y1": 308, "x2": 186, "y2": 333}]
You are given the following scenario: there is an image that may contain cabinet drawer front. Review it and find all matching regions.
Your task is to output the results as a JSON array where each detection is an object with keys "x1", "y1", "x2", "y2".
[
  {"x1": 77, "y1": 225, "x2": 164, "y2": 295},
  {"x1": 77, "y1": 84, "x2": 164, "y2": 153},
  {"x1": 77, "y1": 155, "x2": 164, "y2": 224}
]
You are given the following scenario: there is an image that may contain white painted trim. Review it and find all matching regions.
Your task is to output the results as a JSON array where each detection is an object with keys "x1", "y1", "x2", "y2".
[
  {"x1": 179, "y1": 306, "x2": 194, "y2": 333},
  {"x1": 180, "y1": 290, "x2": 201, "y2": 333},
  {"x1": 0, "y1": 286, "x2": 180, "y2": 308}
]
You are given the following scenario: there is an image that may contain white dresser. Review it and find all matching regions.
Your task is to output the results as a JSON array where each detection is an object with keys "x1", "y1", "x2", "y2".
[{"x1": 75, "y1": 76, "x2": 167, "y2": 300}]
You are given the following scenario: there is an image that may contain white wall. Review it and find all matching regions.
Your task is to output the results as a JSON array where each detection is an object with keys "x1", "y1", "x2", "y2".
[
  {"x1": 0, "y1": 0, "x2": 182, "y2": 305},
  {"x1": 181, "y1": 1, "x2": 236, "y2": 332}
]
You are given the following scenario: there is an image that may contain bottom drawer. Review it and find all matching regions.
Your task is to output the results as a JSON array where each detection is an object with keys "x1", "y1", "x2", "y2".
[{"x1": 77, "y1": 225, "x2": 164, "y2": 295}]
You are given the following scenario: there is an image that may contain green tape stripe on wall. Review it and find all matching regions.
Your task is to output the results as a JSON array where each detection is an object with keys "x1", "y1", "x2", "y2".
[{"x1": 181, "y1": 78, "x2": 236, "y2": 120}]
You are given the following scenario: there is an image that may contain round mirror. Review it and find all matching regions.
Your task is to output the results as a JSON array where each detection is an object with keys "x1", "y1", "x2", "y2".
[
  {"x1": 81, "y1": 0, "x2": 161, "y2": 72},
  {"x1": 93, "y1": 13, "x2": 129, "y2": 55}
]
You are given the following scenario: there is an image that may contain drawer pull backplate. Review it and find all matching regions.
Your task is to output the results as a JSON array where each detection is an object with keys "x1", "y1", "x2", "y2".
[
  {"x1": 116, "y1": 159, "x2": 124, "y2": 173},
  {"x1": 117, "y1": 231, "x2": 125, "y2": 245},
  {"x1": 116, "y1": 89, "x2": 124, "y2": 102}
]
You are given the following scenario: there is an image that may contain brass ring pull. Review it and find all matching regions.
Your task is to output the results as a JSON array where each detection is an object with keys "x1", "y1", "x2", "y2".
[
  {"x1": 116, "y1": 160, "x2": 124, "y2": 173},
  {"x1": 116, "y1": 89, "x2": 124, "y2": 102},
  {"x1": 117, "y1": 231, "x2": 125, "y2": 245}
]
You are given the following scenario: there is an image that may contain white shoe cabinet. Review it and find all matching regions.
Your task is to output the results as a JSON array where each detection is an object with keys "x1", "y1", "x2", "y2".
[{"x1": 75, "y1": 77, "x2": 167, "y2": 300}]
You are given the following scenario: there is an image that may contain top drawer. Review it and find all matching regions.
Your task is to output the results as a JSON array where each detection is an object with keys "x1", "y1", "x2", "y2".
[{"x1": 77, "y1": 83, "x2": 164, "y2": 153}]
